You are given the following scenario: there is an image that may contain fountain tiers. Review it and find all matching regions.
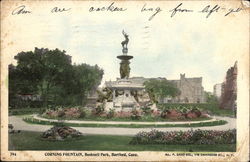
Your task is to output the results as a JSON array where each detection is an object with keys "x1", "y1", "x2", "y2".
[
  {"x1": 117, "y1": 55, "x2": 133, "y2": 60},
  {"x1": 104, "y1": 31, "x2": 143, "y2": 111}
]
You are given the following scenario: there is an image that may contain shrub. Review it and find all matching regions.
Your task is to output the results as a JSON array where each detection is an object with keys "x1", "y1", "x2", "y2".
[
  {"x1": 160, "y1": 111, "x2": 167, "y2": 118},
  {"x1": 79, "y1": 108, "x2": 87, "y2": 118},
  {"x1": 131, "y1": 109, "x2": 142, "y2": 120},
  {"x1": 179, "y1": 107, "x2": 190, "y2": 114},
  {"x1": 42, "y1": 107, "x2": 89, "y2": 119},
  {"x1": 151, "y1": 110, "x2": 161, "y2": 118},
  {"x1": 92, "y1": 105, "x2": 105, "y2": 115},
  {"x1": 107, "y1": 109, "x2": 115, "y2": 119},
  {"x1": 57, "y1": 109, "x2": 65, "y2": 118},
  {"x1": 115, "y1": 111, "x2": 132, "y2": 118},
  {"x1": 141, "y1": 107, "x2": 151, "y2": 115}
]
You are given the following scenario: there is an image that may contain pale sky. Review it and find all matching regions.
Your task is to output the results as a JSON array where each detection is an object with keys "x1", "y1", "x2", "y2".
[{"x1": 3, "y1": 1, "x2": 248, "y2": 92}]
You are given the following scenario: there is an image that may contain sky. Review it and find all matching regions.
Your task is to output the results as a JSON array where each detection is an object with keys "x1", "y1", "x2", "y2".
[{"x1": 3, "y1": 1, "x2": 246, "y2": 92}]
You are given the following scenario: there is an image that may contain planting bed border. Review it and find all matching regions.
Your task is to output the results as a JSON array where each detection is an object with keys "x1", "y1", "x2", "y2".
[
  {"x1": 22, "y1": 114, "x2": 228, "y2": 128},
  {"x1": 33, "y1": 114, "x2": 216, "y2": 125}
]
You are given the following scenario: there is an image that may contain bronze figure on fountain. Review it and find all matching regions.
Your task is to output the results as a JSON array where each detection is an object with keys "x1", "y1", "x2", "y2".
[
  {"x1": 121, "y1": 30, "x2": 129, "y2": 54},
  {"x1": 117, "y1": 30, "x2": 133, "y2": 79}
]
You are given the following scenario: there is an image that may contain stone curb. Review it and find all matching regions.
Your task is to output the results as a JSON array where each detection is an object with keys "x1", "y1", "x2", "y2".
[{"x1": 32, "y1": 114, "x2": 218, "y2": 125}]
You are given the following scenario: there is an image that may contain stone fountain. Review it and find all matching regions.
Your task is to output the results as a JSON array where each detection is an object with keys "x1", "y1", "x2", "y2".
[{"x1": 105, "y1": 31, "x2": 144, "y2": 111}]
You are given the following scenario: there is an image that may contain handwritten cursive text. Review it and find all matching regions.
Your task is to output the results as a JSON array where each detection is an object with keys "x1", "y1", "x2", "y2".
[
  {"x1": 89, "y1": 2, "x2": 127, "y2": 12},
  {"x1": 169, "y1": 3, "x2": 193, "y2": 18},
  {"x1": 51, "y1": 7, "x2": 71, "y2": 13},
  {"x1": 199, "y1": 5, "x2": 220, "y2": 18},
  {"x1": 12, "y1": 5, "x2": 31, "y2": 15},
  {"x1": 225, "y1": 7, "x2": 242, "y2": 16},
  {"x1": 141, "y1": 3, "x2": 162, "y2": 21}
]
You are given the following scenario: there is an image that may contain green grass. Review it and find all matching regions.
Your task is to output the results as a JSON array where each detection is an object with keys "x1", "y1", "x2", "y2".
[
  {"x1": 9, "y1": 107, "x2": 46, "y2": 115},
  {"x1": 23, "y1": 117, "x2": 227, "y2": 128},
  {"x1": 9, "y1": 131, "x2": 236, "y2": 152}
]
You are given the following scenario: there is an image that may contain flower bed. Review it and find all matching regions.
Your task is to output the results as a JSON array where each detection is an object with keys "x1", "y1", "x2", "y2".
[
  {"x1": 41, "y1": 106, "x2": 210, "y2": 122},
  {"x1": 41, "y1": 126, "x2": 82, "y2": 140},
  {"x1": 152, "y1": 103, "x2": 213, "y2": 120},
  {"x1": 129, "y1": 129, "x2": 236, "y2": 145},
  {"x1": 157, "y1": 103, "x2": 235, "y2": 117},
  {"x1": 42, "y1": 107, "x2": 86, "y2": 119}
]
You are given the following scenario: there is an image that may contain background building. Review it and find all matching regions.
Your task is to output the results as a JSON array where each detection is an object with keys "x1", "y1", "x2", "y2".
[
  {"x1": 220, "y1": 62, "x2": 237, "y2": 110},
  {"x1": 169, "y1": 74, "x2": 206, "y2": 103},
  {"x1": 104, "y1": 74, "x2": 206, "y2": 104},
  {"x1": 213, "y1": 83, "x2": 222, "y2": 98}
]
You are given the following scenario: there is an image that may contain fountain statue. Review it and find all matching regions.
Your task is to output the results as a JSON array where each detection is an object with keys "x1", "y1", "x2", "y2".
[
  {"x1": 103, "y1": 30, "x2": 144, "y2": 111},
  {"x1": 117, "y1": 30, "x2": 133, "y2": 79},
  {"x1": 121, "y1": 30, "x2": 129, "y2": 54}
]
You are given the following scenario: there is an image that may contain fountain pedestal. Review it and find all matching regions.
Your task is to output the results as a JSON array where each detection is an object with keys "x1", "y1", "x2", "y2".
[
  {"x1": 117, "y1": 48, "x2": 133, "y2": 79},
  {"x1": 106, "y1": 79, "x2": 144, "y2": 111}
]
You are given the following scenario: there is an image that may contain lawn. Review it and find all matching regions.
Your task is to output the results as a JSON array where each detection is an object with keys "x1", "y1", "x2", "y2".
[
  {"x1": 9, "y1": 107, "x2": 46, "y2": 115},
  {"x1": 9, "y1": 131, "x2": 236, "y2": 152}
]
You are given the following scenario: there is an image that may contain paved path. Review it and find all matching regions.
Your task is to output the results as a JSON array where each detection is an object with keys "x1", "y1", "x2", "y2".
[{"x1": 9, "y1": 115, "x2": 236, "y2": 136}]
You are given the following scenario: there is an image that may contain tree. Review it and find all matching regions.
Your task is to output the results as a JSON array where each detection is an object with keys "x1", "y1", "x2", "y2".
[
  {"x1": 9, "y1": 48, "x2": 103, "y2": 108},
  {"x1": 69, "y1": 64, "x2": 104, "y2": 105},
  {"x1": 205, "y1": 92, "x2": 218, "y2": 104},
  {"x1": 144, "y1": 79, "x2": 180, "y2": 103},
  {"x1": 13, "y1": 48, "x2": 72, "y2": 107}
]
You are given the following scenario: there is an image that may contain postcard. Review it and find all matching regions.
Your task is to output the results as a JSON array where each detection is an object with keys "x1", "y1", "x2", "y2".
[{"x1": 1, "y1": 0, "x2": 249, "y2": 161}]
